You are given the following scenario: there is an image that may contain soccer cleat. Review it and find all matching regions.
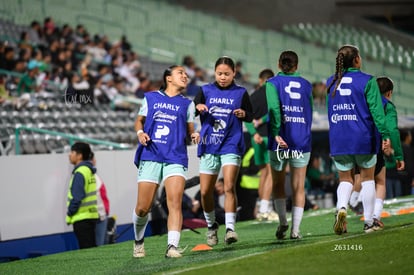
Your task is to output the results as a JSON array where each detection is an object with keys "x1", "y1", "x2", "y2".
[
  {"x1": 290, "y1": 232, "x2": 302, "y2": 240},
  {"x1": 349, "y1": 202, "x2": 363, "y2": 215},
  {"x1": 267, "y1": 211, "x2": 279, "y2": 222},
  {"x1": 333, "y1": 207, "x2": 347, "y2": 235},
  {"x1": 165, "y1": 244, "x2": 183, "y2": 258},
  {"x1": 133, "y1": 241, "x2": 145, "y2": 258},
  {"x1": 275, "y1": 224, "x2": 289, "y2": 240},
  {"x1": 206, "y1": 222, "x2": 219, "y2": 246},
  {"x1": 373, "y1": 218, "x2": 384, "y2": 230},
  {"x1": 224, "y1": 229, "x2": 238, "y2": 245},
  {"x1": 256, "y1": 212, "x2": 269, "y2": 221},
  {"x1": 364, "y1": 223, "x2": 375, "y2": 233},
  {"x1": 257, "y1": 211, "x2": 279, "y2": 222}
]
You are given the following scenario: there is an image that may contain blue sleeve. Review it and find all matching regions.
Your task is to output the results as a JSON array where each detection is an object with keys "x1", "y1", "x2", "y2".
[{"x1": 67, "y1": 172, "x2": 86, "y2": 216}]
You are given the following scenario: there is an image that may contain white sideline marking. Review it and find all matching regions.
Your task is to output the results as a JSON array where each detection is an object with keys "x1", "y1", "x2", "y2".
[{"x1": 164, "y1": 251, "x2": 267, "y2": 275}]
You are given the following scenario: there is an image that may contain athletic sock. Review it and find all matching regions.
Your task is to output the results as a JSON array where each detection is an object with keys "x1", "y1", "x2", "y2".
[
  {"x1": 225, "y1": 212, "x2": 236, "y2": 231},
  {"x1": 259, "y1": 199, "x2": 270, "y2": 213},
  {"x1": 361, "y1": 180, "x2": 375, "y2": 226},
  {"x1": 204, "y1": 210, "x2": 216, "y2": 228},
  {"x1": 373, "y1": 198, "x2": 384, "y2": 220},
  {"x1": 132, "y1": 209, "x2": 148, "y2": 242},
  {"x1": 349, "y1": 191, "x2": 360, "y2": 208},
  {"x1": 336, "y1": 181, "x2": 353, "y2": 210},
  {"x1": 275, "y1": 198, "x2": 288, "y2": 226},
  {"x1": 291, "y1": 206, "x2": 304, "y2": 234},
  {"x1": 167, "y1": 230, "x2": 180, "y2": 248}
]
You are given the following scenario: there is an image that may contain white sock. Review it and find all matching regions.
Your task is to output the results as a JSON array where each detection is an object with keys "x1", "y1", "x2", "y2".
[
  {"x1": 349, "y1": 191, "x2": 360, "y2": 208},
  {"x1": 291, "y1": 206, "x2": 304, "y2": 235},
  {"x1": 275, "y1": 199, "x2": 288, "y2": 226},
  {"x1": 225, "y1": 212, "x2": 236, "y2": 231},
  {"x1": 336, "y1": 181, "x2": 353, "y2": 210},
  {"x1": 203, "y1": 210, "x2": 216, "y2": 228},
  {"x1": 167, "y1": 230, "x2": 180, "y2": 247},
  {"x1": 373, "y1": 198, "x2": 384, "y2": 220},
  {"x1": 132, "y1": 210, "x2": 148, "y2": 242},
  {"x1": 259, "y1": 199, "x2": 270, "y2": 213},
  {"x1": 268, "y1": 200, "x2": 274, "y2": 212},
  {"x1": 361, "y1": 180, "x2": 375, "y2": 226}
]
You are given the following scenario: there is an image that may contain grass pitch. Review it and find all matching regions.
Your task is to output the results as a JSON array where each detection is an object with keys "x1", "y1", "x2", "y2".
[{"x1": 1, "y1": 198, "x2": 413, "y2": 275}]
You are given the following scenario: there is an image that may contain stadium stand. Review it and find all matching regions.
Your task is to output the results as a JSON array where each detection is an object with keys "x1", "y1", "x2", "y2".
[{"x1": 1, "y1": 0, "x2": 414, "y2": 156}]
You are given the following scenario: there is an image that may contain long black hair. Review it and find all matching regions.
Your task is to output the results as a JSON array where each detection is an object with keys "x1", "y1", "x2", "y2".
[
  {"x1": 327, "y1": 45, "x2": 360, "y2": 97},
  {"x1": 159, "y1": 65, "x2": 180, "y2": 91}
]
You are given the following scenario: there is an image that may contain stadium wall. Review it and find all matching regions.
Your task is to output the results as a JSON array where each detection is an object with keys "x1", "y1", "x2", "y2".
[{"x1": 0, "y1": 145, "x2": 200, "y2": 260}]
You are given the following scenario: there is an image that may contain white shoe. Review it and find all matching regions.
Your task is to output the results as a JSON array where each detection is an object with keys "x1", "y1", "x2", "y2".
[
  {"x1": 133, "y1": 241, "x2": 145, "y2": 258},
  {"x1": 256, "y1": 212, "x2": 269, "y2": 221},
  {"x1": 224, "y1": 229, "x2": 238, "y2": 245},
  {"x1": 206, "y1": 222, "x2": 219, "y2": 246},
  {"x1": 267, "y1": 211, "x2": 279, "y2": 222},
  {"x1": 165, "y1": 244, "x2": 186, "y2": 258}
]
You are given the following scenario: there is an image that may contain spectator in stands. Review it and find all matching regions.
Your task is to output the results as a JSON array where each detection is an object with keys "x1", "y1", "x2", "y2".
[
  {"x1": 74, "y1": 24, "x2": 87, "y2": 45},
  {"x1": 16, "y1": 60, "x2": 41, "y2": 108},
  {"x1": 28, "y1": 20, "x2": 46, "y2": 46},
  {"x1": 66, "y1": 142, "x2": 99, "y2": 249},
  {"x1": 235, "y1": 61, "x2": 249, "y2": 83},
  {"x1": 244, "y1": 68, "x2": 277, "y2": 222},
  {"x1": 90, "y1": 152, "x2": 110, "y2": 246},
  {"x1": 135, "y1": 75, "x2": 151, "y2": 99},
  {"x1": 266, "y1": 50, "x2": 313, "y2": 240},
  {"x1": 326, "y1": 45, "x2": 390, "y2": 235},
  {"x1": 18, "y1": 31, "x2": 32, "y2": 52},
  {"x1": 132, "y1": 65, "x2": 198, "y2": 258},
  {"x1": 182, "y1": 55, "x2": 196, "y2": 82},
  {"x1": 117, "y1": 35, "x2": 132, "y2": 53},
  {"x1": 0, "y1": 74, "x2": 16, "y2": 107},
  {"x1": 194, "y1": 56, "x2": 253, "y2": 246},
  {"x1": 0, "y1": 46, "x2": 16, "y2": 71},
  {"x1": 186, "y1": 66, "x2": 208, "y2": 97}
]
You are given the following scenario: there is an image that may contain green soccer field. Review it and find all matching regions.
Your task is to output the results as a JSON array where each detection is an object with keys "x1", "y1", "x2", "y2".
[{"x1": 1, "y1": 198, "x2": 413, "y2": 275}]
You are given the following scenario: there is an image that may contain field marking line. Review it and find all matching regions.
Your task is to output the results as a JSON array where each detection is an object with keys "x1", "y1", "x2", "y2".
[{"x1": 165, "y1": 222, "x2": 413, "y2": 275}]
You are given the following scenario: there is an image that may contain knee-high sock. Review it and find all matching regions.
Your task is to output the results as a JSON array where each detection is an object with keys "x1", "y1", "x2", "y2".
[
  {"x1": 336, "y1": 181, "x2": 353, "y2": 210},
  {"x1": 373, "y1": 198, "x2": 384, "y2": 220},
  {"x1": 361, "y1": 180, "x2": 375, "y2": 225},
  {"x1": 132, "y1": 210, "x2": 148, "y2": 242},
  {"x1": 274, "y1": 198, "x2": 288, "y2": 226},
  {"x1": 349, "y1": 191, "x2": 360, "y2": 208},
  {"x1": 291, "y1": 206, "x2": 304, "y2": 234}
]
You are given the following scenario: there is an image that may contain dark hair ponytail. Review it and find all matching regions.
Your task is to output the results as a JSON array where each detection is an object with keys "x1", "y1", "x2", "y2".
[
  {"x1": 327, "y1": 45, "x2": 359, "y2": 97},
  {"x1": 160, "y1": 65, "x2": 179, "y2": 91},
  {"x1": 278, "y1": 50, "x2": 298, "y2": 74}
]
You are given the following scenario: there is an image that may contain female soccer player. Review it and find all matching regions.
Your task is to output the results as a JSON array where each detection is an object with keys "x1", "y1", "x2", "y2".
[
  {"x1": 266, "y1": 50, "x2": 313, "y2": 240},
  {"x1": 326, "y1": 45, "x2": 390, "y2": 234},
  {"x1": 194, "y1": 56, "x2": 253, "y2": 246},
  {"x1": 132, "y1": 65, "x2": 198, "y2": 258}
]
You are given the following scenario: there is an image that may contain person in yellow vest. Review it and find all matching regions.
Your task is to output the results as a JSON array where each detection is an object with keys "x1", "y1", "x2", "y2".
[{"x1": 66, "y1": 142, "x2": 99, "y2": 249}]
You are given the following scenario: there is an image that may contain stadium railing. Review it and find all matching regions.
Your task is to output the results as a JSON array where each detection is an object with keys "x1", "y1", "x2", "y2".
[{"x1": 14, "y1": 125, "x2": 132, "y2": 155}]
